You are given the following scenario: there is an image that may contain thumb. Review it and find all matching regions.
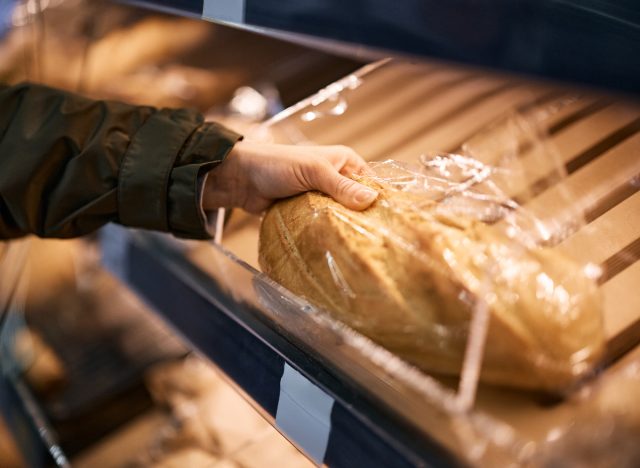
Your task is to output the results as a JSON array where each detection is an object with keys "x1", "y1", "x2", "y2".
[{"x1": 311, "y1": 165, "x2": 378, "y2": 210}]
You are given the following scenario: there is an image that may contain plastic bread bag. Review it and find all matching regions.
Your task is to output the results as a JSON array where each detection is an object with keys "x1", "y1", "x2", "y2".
[{"x1": 258, "y1": 109, "x2": 605, "y2": 394}]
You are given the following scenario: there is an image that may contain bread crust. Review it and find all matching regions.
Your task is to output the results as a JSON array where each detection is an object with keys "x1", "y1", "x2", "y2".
[{"x1": 259, "y1": 182, "x2": 604, "y2": 391}]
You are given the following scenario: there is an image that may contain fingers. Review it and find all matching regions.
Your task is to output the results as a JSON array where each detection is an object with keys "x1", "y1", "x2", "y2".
[
  {"x1": 306, "y1": 161, "x2": 378, "y2": 210},
  {"x1": 210, "y1": 141, "x2": 378, "y2": 213},
  {"x1": 340, "y1": 158, "x2": 372, "y2": 178},
  {"x1": 244, "y1": 196, "x2": 273, "y2": 214},
  {"x1": 320, "y1": 145, "x2": 371, "y2": 177}
]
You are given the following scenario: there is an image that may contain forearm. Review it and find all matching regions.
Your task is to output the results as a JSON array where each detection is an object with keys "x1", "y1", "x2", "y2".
[{"x1": 0, "y1": 82, "x2": 241, "y2": 239}]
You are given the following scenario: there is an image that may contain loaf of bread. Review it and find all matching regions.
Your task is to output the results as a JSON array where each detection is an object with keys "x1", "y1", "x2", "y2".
[{"x1": 259, "y1": 178, "x2": 605, "y2": 391}]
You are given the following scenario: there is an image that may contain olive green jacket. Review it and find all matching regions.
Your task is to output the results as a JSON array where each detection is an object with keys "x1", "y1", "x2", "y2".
[{"x1": 0, "y1": 82, "x2": 241, "y2": 239}]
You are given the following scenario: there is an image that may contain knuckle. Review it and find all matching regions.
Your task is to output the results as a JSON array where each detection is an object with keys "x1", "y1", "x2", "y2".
[
  {"x1": 245, "y1": 197, "x2": 271, "y2": 214},
  {"x1": 314, "y1": 155, "x2": 332, "y2": 166},
  {"x1": 300, "y1": 159, "x2": 327, "y2": 186},
  {"x1": 334, "y1": 145, "x2": 354, "y2": 157},
  {"x1": 313, "y1": 158, "x2": 333, "y2": 173},
  {"x1": 335, "y1": 176, "x2": 354, "y2": 195}
]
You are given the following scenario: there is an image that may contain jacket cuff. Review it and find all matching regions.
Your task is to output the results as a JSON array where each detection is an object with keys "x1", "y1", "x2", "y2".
[
  {"x1": 118, "y1": 108, "x2": 200, "y2": 232},
  {"x1": 167, "y1": 122, "x2": 242, "y2": 239}
]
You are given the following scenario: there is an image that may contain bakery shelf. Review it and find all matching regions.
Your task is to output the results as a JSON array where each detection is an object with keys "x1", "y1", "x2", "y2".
[
  {"x1": 0, "y1": 244, "x2": 63, "y2": 467},
  {"x1": 0, "y1": 372, "x2": 67, "y2": 467},
  {"x1": 100, "y1": 226, "x2": 459, "y2": 467},
  {"x1": 1, "y1": 0, "x2": 635, "y2": 462},
  {"x1": 125, "y1": 0, "x2": 640, "y2": 93},
  {"x1": 101, "y1": 57, "x2": 640, "y2": 466}
]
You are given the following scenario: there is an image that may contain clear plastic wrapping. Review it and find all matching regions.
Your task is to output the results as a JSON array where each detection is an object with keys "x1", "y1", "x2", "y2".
[
  {"x1": 535, "y1": 359, "x2": 640, "y2": 468},
  {"x1": 258, "y1": 154, "x2": 605, "y2": 393}
]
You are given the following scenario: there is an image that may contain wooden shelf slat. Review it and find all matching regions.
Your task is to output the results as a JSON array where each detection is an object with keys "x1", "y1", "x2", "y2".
[
  {"x1": 515, "y1": 133, "x2": 640, "y2": 232},
  {"x1": 556, "y1": 192, "x2": 640, "y2": 266},
  {"x1": 348, "y1": 77, "x2": 512, "y2": 158},
  {"x1": 457, "y1": 95, "x2": 603, "y2": 164},
  {"x1": 291, "y1": 62, "x2": 434, "y2": 140},
  {"x1": 306, "y1": 69, "x2": 473, "y2": 147},
  {"x1": 387, "y1": 85, "x2": 552, "y2": 160},
  {"x1": 602, "y1": 261, "x2": 640, "y2": 344}
]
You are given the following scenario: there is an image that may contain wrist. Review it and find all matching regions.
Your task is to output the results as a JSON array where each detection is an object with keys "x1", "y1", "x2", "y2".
[{"x1": 202, "y1": 142, "x2": 244, "y2": 210}]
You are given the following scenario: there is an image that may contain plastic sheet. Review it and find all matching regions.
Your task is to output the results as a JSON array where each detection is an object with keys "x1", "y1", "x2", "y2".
[
  {"x1": 258, "y1": 154, "x2": 605, "y2": 393},
  {"x1": 535, "y1": 358, "x2": 640, "y2": 468}
]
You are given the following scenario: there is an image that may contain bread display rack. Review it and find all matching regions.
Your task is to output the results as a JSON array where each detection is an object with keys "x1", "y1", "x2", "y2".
[
  {"x1": 95, "y1": 2, "x2": 640, "y2": 466},
  {"x1": 0, "y1": 0, "x2": 636, "y2": 466}
]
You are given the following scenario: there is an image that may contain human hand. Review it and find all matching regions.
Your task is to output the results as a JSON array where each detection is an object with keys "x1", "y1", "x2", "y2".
[{"x1": 203, "y1": 140, "x2": 378, "y2": 214}]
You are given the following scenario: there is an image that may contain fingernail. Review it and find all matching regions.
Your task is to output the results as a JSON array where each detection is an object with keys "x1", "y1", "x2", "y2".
[{"x1": 354, "y1": 188, "x2": 378, "y2": 204}]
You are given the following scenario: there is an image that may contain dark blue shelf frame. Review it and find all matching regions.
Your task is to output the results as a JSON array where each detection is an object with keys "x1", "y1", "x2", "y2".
[
  {"x1": 101, "y1": 228, "x2": 462, "y2": 468},
  {"x1": 125, "y1": 0, "x2": 640, "y2": 94}
]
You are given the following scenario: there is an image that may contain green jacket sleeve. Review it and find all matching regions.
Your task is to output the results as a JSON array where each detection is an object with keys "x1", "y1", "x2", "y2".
[{"x1": 0, "y1": 82, "x2": 241, "y2": 239}]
